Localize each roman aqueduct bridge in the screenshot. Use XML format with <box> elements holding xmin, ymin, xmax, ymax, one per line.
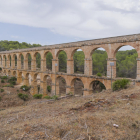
<box><xmin>1</xmin><ymin>33</ymin><xmax>140</xmax><ymax>96</ymax></box>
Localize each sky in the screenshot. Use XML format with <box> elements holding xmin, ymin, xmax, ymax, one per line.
<box><xmin>0</xmin><ymin>0</ymin><xmax>140</xmax><ymax>50</ymax></box>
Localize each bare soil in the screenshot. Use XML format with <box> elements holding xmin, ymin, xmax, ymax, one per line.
<box><xmin>0</xmin><ymin>81</ymin><xmax>140</xmax><ymax>139</ymax></box>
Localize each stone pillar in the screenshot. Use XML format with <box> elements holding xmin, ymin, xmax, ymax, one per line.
<box><xmin>107</xmin><ymin>58</ymin><xmax>116</xmax><ymax>78</ymax></box>
<box><xmin>17</xmin><ymin>76</ymin><xmax>22</xmax><ymax>84</ymax></box>
<box><xmin>7</xmin><ymin>60</ymin><xmax>10</xmax><ymax>68</ymax></box>
<box><xmin>83</xmin><ymin>88</ymin><xmax>93</xmax><ymax>96</ymax></box>
<box><xmin>52</xmin><ymin>59</ymin><xmax>59</xmax><ymax>73</ymax></box>
<box><xmin>31</xmin><ymin>59</ymin><xmax>36</xmax><ymax>71</ymax></box>
<box><xmin>23</xmin><ymin>78</ymin><xmax>30</xmax><ymax>86</ymax></box>
<box><xmin>2</xmin><ymin>59</ymin><xmax>5</xmax><ymax>68</ymax></box>
<box><xmin>136</xmin><ymin>58</ymin><xmax>140</xmax><ymax>79</ymax></box>
<box><xmin>67</xmin><ymin>59</ymin><xmax>74</xmax><ymax>74</ymax></box>
<box><xmin>84</xmin><ymin>58</ymin><xmax>92</xmax><ymax>75</ymax></box>
<box><xmin>51</xmin><ymin>82</ymin><xmax>59</xmax><ymax>95</ymax></box>
<box><xmin>40</xmin><ymin>81</ymin><xmax>47</xmax><ymax>95</ymax></box>
<box><xmin>41</xmin><ymin>59</ymin><xmax>46</xmax><ymax>71</ymax></box>
<box><xmin>24</xmin><ymin>59</ymin><xmax>28</xmax><ymax>70</ymax></box>
<box><xmin>30</xmin><ymin>80</ymin><xmax>38</xmax><ymax>95</ymax></box>
<box><xmin>17</xmin><ymin>60</ymin><xmax>21</xmax><ymax>69</ymax></box>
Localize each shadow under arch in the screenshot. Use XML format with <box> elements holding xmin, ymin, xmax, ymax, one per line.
<box><xmin>71</xmin><ymin>48</ymin><xmax>85</xmax><ymax>74</ymax></box>
<box><xmin>89</xmin><ymin>80</ymin><xmax>106</xmax><ymax>94</ymax></box>
<box><xmin>115</xmin><ymin>45</ymin><xmax>138</xmax><ymax>79</ymax></box>
<box><xmin>71</xmin><ymin>78</ymin><xmax>84</xmax><ymax>96</ymax></box>
<box><xmin>56</xmin><ymin>76</ymin><xmax>66</xmax><ymax>96</ymax></box>
<box><xmin>13</xmin><ymin>54</ymin><xmax>17</xmax><ymax>68</ymax></box>
<box><xmin>56</xmin><ymin>50</ymin><xmax>67</xmax><ymax>73</ymax></box>
<box><xmin>13</xmin><ymin>71</ymin><xmax>17</xmax><ymax>77</ymax></box>
<box><xmin>90</xmin><ymin>47</ymin><xmax>108</xmax><ymax>76</ymax></box>
<box><xmin>3</xmin><ymin>55</ymin><xmax>6</xmax><ymax>67</ymax></box>
<box><xmin>43</xmin><ymin>75</ymin><xmax>52</xmax><ymax>95</ymax></box>
<box><xmin>8</xmin><ymin>70</ymin><xmax>11</xmax><ymax>76</ymax></box>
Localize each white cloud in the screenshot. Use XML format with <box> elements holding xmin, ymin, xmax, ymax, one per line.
<box><xmin>0</xmin><ymin>0</ymin><xmax>140</xmax><ymax>39</ymax></box>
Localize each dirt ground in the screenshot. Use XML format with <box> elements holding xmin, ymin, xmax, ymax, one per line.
<box><xmin>0</xmin><ymin>81</ymin><xmax>140</xmax><ymax>139</ymax></box>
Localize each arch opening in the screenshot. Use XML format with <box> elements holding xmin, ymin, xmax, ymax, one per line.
<box><xmin>35</xmin><ymin>52</ymin><xmax>41</xmax><ymax>71</ymax></box>
<box><xmin>91</xmin><ymin>48</ymin><xmax>108</xmax><ymax>76</ymax></box>
<box><xmin>20</xmin><ymin>54</ymin><xmax>24</xmax><ymax>69</ymax></box>
<box><xmin>115</xmin><ymin>45</ymin><xmax>137</xmax><ymax>79</ymax></box>
<box><xmin>90</xmin><ymin>80</ymin><xmax>106</xmax><ymax>93</ymax></box>
<box><xmin>13</xmin><ymin>71</ymin><xmax>17</xmax><ymax>77</ymax></box>
<box><xmin>3</xmin><ymin>55</ymin><xmax>6</xmax><ymax>67</ymax></box>
<box><xmin>13</xmin><ymin>54</ymin><xmax>17</xmax><ymax>68</ymax></box>
<box><xmin>57</xmin><ymin>51</ymin><xmax>67</xmax><ymax>73</ymax></box>
<box><xmin>56</xmin><ymin>76</ymin><xmax>66</xmax><ymax>96</ymax></box>
<box><xmin>71</xmin><ymin>78</ymin><xmax>84</xmax><ymax>96</ymax></box>
<box><xmin>45</xmin><ymin>52</ymin><xmax>53</xmax><ymax>71</ymax></box>
<box><xmin>73</xmin><ymin>49</ymin><xmax>85</xmax><ymax>74</ymax></box>
<box><xmin>26</xmin><ymin>53</ymin><xmax>32</xmax><ymax>70</ymax></box>
<box><xmin>43</xmin><ymin>75</ymin><xmax>52</xmax><ymax>95</ymax></box>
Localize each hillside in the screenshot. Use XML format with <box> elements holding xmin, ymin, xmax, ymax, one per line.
<box><xmin>0</xmin><ymin>83</ymin><xmax>140</xmax><ymax>139</ymax></box>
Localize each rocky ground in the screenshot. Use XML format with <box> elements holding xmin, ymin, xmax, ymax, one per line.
<box><xmin>0</xmin><ymin>82</ymin><xmax>140</xmax><ymax>139</ymax></box>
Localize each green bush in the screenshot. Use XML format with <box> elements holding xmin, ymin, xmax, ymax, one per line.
<box><xmin>4</xmin><ymin>84</ymin><xmax>14</xmax><ymax>88</ymax></box>
<box><xmin>18</xmin><ymin>93</ymin><xmax>28</xmax><ymax>101</ymax></box>
<box><xmin>52</xmin><ymin>95</ymin><xmax>58</xmax><ymax>100</ymax></box>
<box><xmin>44</xmin><ymin>95</ymin><xmax>58</xmax><ymax>100</ymax></box>
<box><xmin>10</xmin><ymin>81</ymin><xmax>16</xmax><ymax>85</ymax></box>
<box><xmin>97</xmin><ymin>73</ymin><xmax>102</xmax><ymax>77</ymax></box>
<box><xmin>8</xmin><ymin>77</ymin><xmax>17</xmax><ymax>85</ymax></box>
<box><xmin>33</xmin><ymin>94</ymin><xmax>43</xmax><ymax>99</ymax></box>
<box><xmin>0</xmin><ymin>67</ymin><xmax>2</xmax><ymax>71</ymax></box>
<box><xmin>47</xmin><ymin>86</ymin><xmax>51</xmax><ymax>92</ymax></box>
<box><xmin>1</xmin><ymin>89</ymin><xmax>4</xmax><ymax>92</ymax></box>
<box><xmin>1</xmin><ymin>80</ymin><xmax>4</xmax><ymax>83</ymax></box>
<box><xmin>113</xmin><ymin>79</ymin><xmax>130</xmax><ymax>91</ymax></box>
<box><xmin>44</xmin><ymin>95</ymin><xmax>52</xmax><ymax>99</ymax></box>
<box><xmin>1</xmin><ymin>76</ymin><xmax>8</xmax><ymax>79</ymax></box>
<box><xmin>20</xmin><ymin>85</ymin><xmax>30</xmax><ymax>91</ymax></box>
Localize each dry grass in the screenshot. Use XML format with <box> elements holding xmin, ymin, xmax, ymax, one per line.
<box><xmin>0</xmin><ymin>85</ymin><xmax>140</xmax><ymax>139</ymax></box>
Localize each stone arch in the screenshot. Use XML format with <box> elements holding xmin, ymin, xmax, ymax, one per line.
<box><xmin>89</xmin><ymin>80</ymin><xmax>106</xmax><ymax>94</ymax></box>
<box><xmin>3</xmin><ymin>69</ymin><xmax>6</xmax><ymax>74</ymax></box>
<box><xmin>7</xmin><ymin>54</ymin><xmax>11</xmax><ymax>67</ymax></box>
<box><xmin>114</xmin><ymin>45</ymin><xmax>138</xmax><ymax>79</ymax></box>
<box><xmin>114</xmin><ymin>45</ymin><xmax>138</xmax><ymax>58</ymax></box>
<box><xmin>70</xmin><ymin>78</ymin><xmax>84</xmax><ymax>95</ymax></box>
<box><xmin>90</xmin><ymin>47</ymin><xmax>108</xmax><ymax>76</ymax></box>
<box><xmin>41</xmin><ymin>74</ymin><xmax>52</xmax><ymax>95</ymax></box>
<box><xmin>19</xmin><ymin>53</ymin><xmax>24</xmax><ymax>69</ymax></box>
<box><xmin>8</xmin><ymin>70</ymin><xmax>11</xmax><ymax>76</ymax></box>
<box><xmin>56</xmin><ymin>76</ymin><xmax>67</xmax><ymax>96</ymax></box>
<box><xmin>56</xmin><ymin>50</ymin><xmax>67</xmax><ymax>73</ymax></box>
<box><xmin>44</xmin><ymin>51</ymin><xmax>53</xmax><ymax>71</ymax></box>
<box><xmin>71</xmin><ymin>48</ymin><xmax>85</xmax><ymax>74</ymax></box>
<box><xmin>13</xmin><ymin>54</ymin><xmax>17</xmax><ymax>68</ymax></box>
<box><xmin>34</xmin><ymin>52</ymin><xmax>41</xmax><ymax>71</ymax></box>
<box><xmin>25</xmin><ymin>53</ymin><xmax>32</xmax><ymax>70</ymax></box>
<box><xmin>17</xmin><ymin>71</ymin><xmax>23</xmax><ymax>84</ymax></box>
<box><xmin>13</xmin><ymin>71</ymin><xmax>17</xmax><ymax>77</ymax></box>
<box><xmin>3</xmin><ymin>55</ymin><xmax>6</xmax><ymax>67</ymax></box>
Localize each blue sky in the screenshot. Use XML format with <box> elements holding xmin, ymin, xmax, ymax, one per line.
<box><xmin>0</xmin><ymin>0</ymin><xmax>140</xmax><ymax>50</ymax></box>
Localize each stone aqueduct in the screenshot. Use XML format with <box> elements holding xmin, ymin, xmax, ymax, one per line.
<box><xmin>1</xmin><ymin>34</ymin><xmax>140</xmax><ymax>96</ymax></box>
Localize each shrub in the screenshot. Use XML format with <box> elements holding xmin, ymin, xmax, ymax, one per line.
<box><xmin>113</xmin><ymin>79</ymin><xmax>130</xmax><ymax>91</ymax></box>
<box><xmin>1</xmin><ymin>76</ymin><xmax>8</xmax><ymax>79</ymax></box>
<box><xmin>44</xmin><ymin>95</ymin><xmax>52</xmax><ymax>99</ymax></box>
<box><xmin>10</xmin><ymin>81</ymin><xmax>16</xmax><ymax>85</ymax></box>
<box><xmin>18</xmin><ymin>93</ymin><xmax>28</xmax><ymax>101</ymax></box>
<box><xmin>4</xmin><ymin>84</ymin><xmax>14</xmax><ymax>88</ymax></box>
<box><xmin>47</xmin><ymin>86</ymin><xmax>51</xmax><ymax>92</ymax></box>
<box><xmin>1</xmin><ymin>80</ymin><xmax>4</xmax><ymax>83</ymax></box>
<box><xmin>33</xmin><ymin>94</ymin><xmax>43</xmax><ymax>99</ymax></box>
<box><xmin>1</xmin><ymin>89</ymin><xmax>4</xmax><ymax>92</ymax></box>
<box><xmin>44</xmin><ymin>95</ymin><xmax>58</xmax><ymax>100</ymax></box>
<box><xmin>20</xmin><ymin>85</ymin><xmax>30</xmax><ymax>91</ymax></box>
<box><xmin>52</xmin><ymin>95</ymin><xmax>58</xmax><ymax>100</ymax></box>
<box><xmin>97</xmin><ymin>73</ymin><xmax>102</xmax><ymax>77</ymax></box>
<box><xmin>0</xmin><ymin>96</ymin><xmax>1</xmax><ymax>101</ymax></box>
<box><xmin>0</xmin><ymin>67</ymin><xmax>2</xmax><ymax>71</ymax></box>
